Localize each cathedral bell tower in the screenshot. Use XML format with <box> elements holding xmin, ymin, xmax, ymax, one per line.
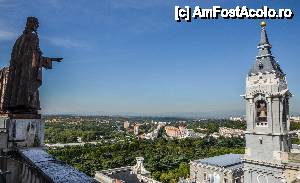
<box><xmin>243</xmin><ymin>22</ymin><xmax>293</xmax><ymax>183</ymax></box>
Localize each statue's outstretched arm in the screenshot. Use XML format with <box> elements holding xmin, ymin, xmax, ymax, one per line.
<box><xmin>40</xmin><ymin>57</ymin><xmax>63</xmax><ymax>69</ymax></box>
<box><xmin>40</xmin><ymin>57</ymin><xmax>52</xmax><ymax>69</ymax></box>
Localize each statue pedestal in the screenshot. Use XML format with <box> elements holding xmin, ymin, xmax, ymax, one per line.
<box><xmin>0</xmin><ymin>114</ymin><xmax>44</xmax><ymax>150</ymax></box>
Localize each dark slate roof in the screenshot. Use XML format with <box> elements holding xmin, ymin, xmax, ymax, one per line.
<box><xmin>249</xmin><ymin>57</ymin><xmax>283</xmax><ymax>75</ymax></box>
<box><xmin>19</xmin><ymin>148</ymin><xmax>97</xmax><ymax>183</ymax></box>
<box><xmin>109</xmin><ymin>169</ymin><xmax>141</xmax><ymax>183</ymax></box>
<box><xmin>193</xmin><ymin>154</ymin><xmax>243</xmax><ymax>169</ymax></box>
<box><xmin>258</xmin><ymin>27</ymin><xmax>269</xmax><ymax>46</ymax></box>
<box><xmin>249</xmin><ymin>27</ymin><xmax>284</xmax><ymax>76</ymax></box>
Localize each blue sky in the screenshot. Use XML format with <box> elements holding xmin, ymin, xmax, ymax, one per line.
<box><xmin>0</xmin><ymin>0</ymin><xmax>299</xmax><ymax>116</ymax></box>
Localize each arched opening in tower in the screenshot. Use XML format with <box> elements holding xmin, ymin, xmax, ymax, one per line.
<box><xmin>256</xmin><ymin>100</ymin><xmax>267</xmax><ymax>124</ymax></box>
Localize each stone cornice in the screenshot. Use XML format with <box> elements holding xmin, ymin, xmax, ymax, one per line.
<box><xmin>244</xmin><ymin>131</ymin><xmax>289</xmax><ymax>136</ymax></box>
<box><xmin>191</xmin><ymin>162</ymin><xmax>243</xmax><ymax>174</ymax></box>
<box><xmin>242</xmin><ymin>158</ymin><xmax>285</xmax><ymax>168</ymax></box>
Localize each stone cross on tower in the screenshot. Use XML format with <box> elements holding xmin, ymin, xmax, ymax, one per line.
<box><xmin>243</xmin><ymin>22</ymin><xmax>294</xmax><ymax>183</ymax></box>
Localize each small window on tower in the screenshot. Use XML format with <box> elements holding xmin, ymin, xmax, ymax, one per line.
<box><xmin>259</xmin><ymin>137</ymin><xmax>263</xmax><ymax>144</ymax></box>
<box><xmin>224</xmin><ymin>178</ymin><xmax>229</xmax><ymax>183</ymax></box>
<box><xmin>282</xmin><ymin>99</ymin><xmax>288</xmax><ymax>130</ymax></box>
<box><xmin>256</xmin><ymin>100</ymin><xmax>267</xmax><ymax>126</ymax></box>
<box><xmin>235</xmin><ymin>177</ymin><xmax>241</xmax><ymax>183</ymax></box>
<box><xmin>259</xmin><ymin>62</ymin><xmax>264</xmax><ymax>70</ymax></box>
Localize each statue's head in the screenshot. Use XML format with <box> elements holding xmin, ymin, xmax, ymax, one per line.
<box><xmin>24</xmin><ymin>17</ymin><xmax>39</xmax><ymax>33</ymax></box>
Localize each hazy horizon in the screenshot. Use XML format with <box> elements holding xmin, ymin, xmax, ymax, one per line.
<box><xmin>0</xmin><ymin>1</ymin><xmax>299</xmax><ymax>115</ymax></box>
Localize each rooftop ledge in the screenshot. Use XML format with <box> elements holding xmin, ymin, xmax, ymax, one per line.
<box><xmin>19</xmin><ymin>148</ymin><xmax>97</xmax><ymax>183</ymax></box>
<box><xmin>289</xmin><ymin>153</ymin><xmax>300</xmax><ymax>164</ymax></box>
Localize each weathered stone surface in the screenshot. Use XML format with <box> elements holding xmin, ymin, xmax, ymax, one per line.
<box><xmin>6</xmin><ymin>117</ymin><xmax>44</xmax><ymax>148</ymax></box>
<box><xmin>0</xmin><ymin>67</ymin><xmax>9</xmax><ymax>113</ymax></box>
<box><xmin>289</xmin><ymin>153</ymin><xmax>300</xmax><ymax>164</ymax></box>
<box><xmin>19</xmin><ymin>148</ymin><xmax>97</xmax><ymax>183</ymax></box>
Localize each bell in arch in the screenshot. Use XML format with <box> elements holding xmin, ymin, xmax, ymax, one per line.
<box><xmin>259</xmin><ymin>110</ymin><xmax>267</xmax><ymax>118</ymax></box>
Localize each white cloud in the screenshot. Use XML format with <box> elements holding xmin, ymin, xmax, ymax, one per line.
<box><xmin>42</xmin><ymin>36</ymin><xmax>90</xmax><ymax>49</ymax></box>
<box><xmin>0</xmin><ymin>30</ymin><xmax>17</xmax><ymax>41</ymax></box>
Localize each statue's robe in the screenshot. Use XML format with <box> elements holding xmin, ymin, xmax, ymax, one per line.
<box><xmin>3</xmin><ymin>31</ymin><xmax>52</xmax><ymax>113</ymax></box>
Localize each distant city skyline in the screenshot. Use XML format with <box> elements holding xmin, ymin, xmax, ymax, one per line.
<box><xmin>0</xmin><ymin>0</ymin><xmax>299</xmax><ymax>116</ymax></box>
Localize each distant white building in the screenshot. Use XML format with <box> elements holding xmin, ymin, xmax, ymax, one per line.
<box><xmin>164</xmin><ymin>126</ymin><xmax>205</xmax><ymax>139</ymax></box>
<box><xmin>134</xmin><ymin>124</ymin><xmax>140</xmax><ymax>135</ymax></box>
<box><xmin>144</xmin><ymin>129</ymin><xmax>159</xmax><ymax>140</ymax></box>
<box><xmin>290</xmin><ymin>116</ymin><xmax>300</xmax><ymax>123</ymax></box>
<box><xmin>77</xmin><ymin>137</ymin><xmax>82</xmax><ymax>143</ymax></box>
<box><xmin>210</xmin><ymin>132</ymin><xmax>220</xmax><ymax>139</ymax></box>
<box><xmin>229</xmin><ymin>117</ymin><xmax>245</xmax><ymax>122</ymax></box>
<box><xmin>124</xmin><ymin>121</ymin><xmax>130</xmax><ymax>129</ymax></box>
<box><xmin>181</xmin><ymin>129</ymin><xmax>206</xmax><ymax>139</ymax></box>
<box><xmin>219</xmin><ymin>127</ymin><xmax>244</xmax><ymax>138</ymax></box>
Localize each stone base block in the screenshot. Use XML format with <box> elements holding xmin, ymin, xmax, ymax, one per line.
<box><xmin>0</xmin><ymin>114</ymin><xmax>44</xmax><ymax>149</ymax></box>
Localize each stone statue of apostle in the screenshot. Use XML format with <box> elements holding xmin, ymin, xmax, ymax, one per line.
<box><xmin>3</xmin><ymin>17</ymin><xmax>63</xmax><ymax>114</ymax></box>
